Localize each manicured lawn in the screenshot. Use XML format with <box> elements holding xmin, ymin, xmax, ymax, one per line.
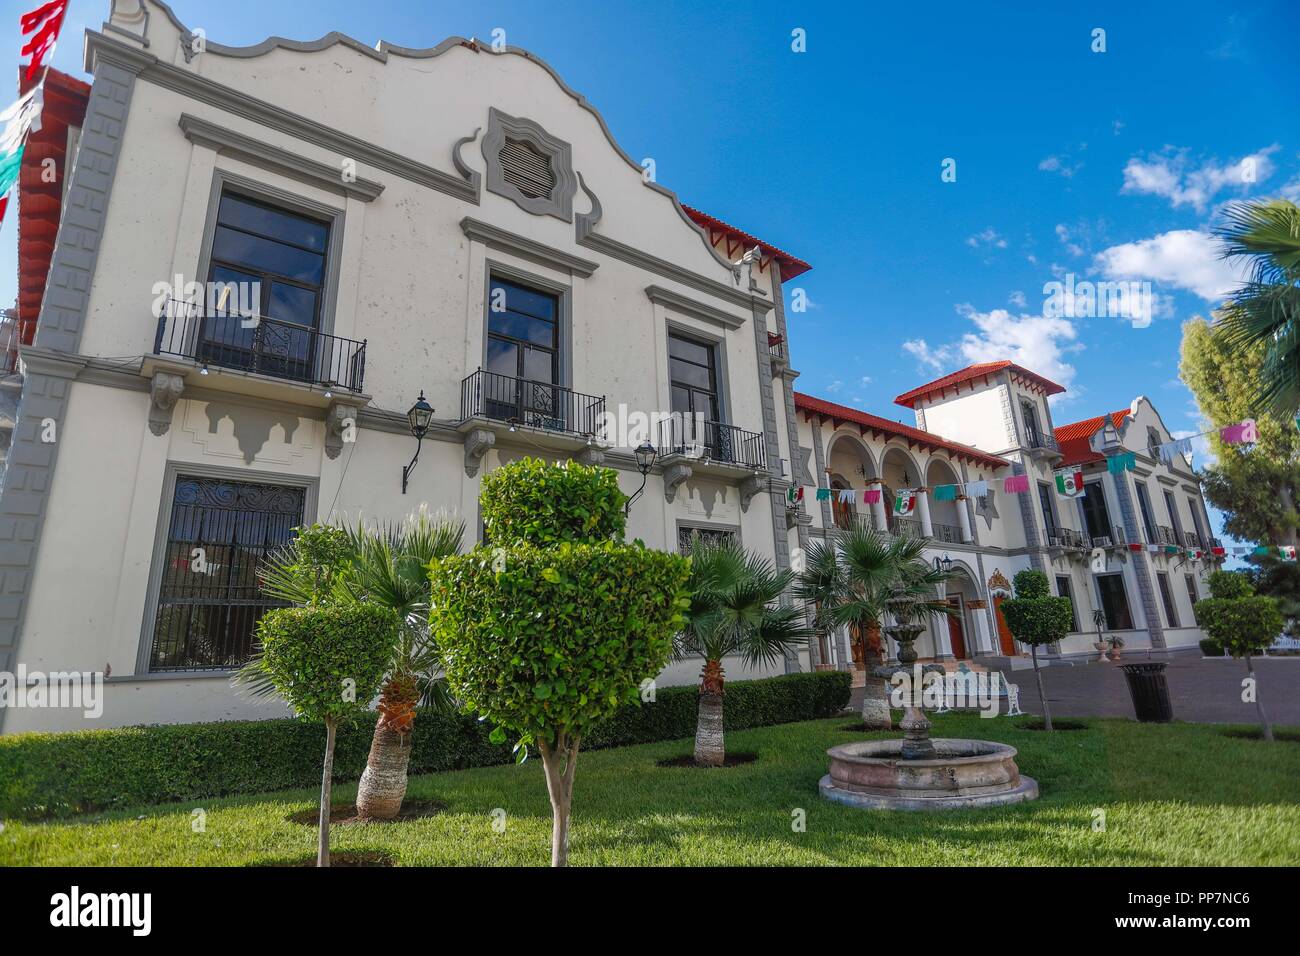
<box><xmin>2</xmin><ymin>713</ymin><xmax>1297</xmax><ymax>866</ymax></box>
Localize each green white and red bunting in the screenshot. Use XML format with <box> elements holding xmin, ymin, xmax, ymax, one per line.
<box><xmin>1055</xmin><ymin>470</ymin><xmax>1083</xmax><ymax>498</ymax></box>
<box><xmin>894</xmin><ymin>490</ymin><xmax>916</xmax><ymax>516</ymax></box>
<box><xmin>1</xmin><ymin>1</ymin><xmax>71</xmax><ymax>227</ymax></box>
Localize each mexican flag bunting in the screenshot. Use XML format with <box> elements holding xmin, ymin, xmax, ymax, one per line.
<box><xmin>1054</xmin><ymin>470</ymin><xmax>1083</xmax><ymax>497</ymax></box>
<box><xmin>0</xmin><ymin>87</ymin><xmax>43</xmax><ymax>227</ymax></box>
<box><xmin>894</xmin><ymin>490</ymin><xmax>916</xmax><ymax>516</ymax></box>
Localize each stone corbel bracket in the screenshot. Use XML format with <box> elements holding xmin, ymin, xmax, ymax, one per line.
<box><xmin>576</xmin><ymin>446</ymin><xmax>605</xmax><ymax>467</ymax></box>
<box><xmin>464</xmin><ymin>427</ymin><xmax>496</xmax><ymax>477</ymax></box>
<box><xmin>324</xmin><ymin>401</ymin><xmax>362</xmax><ymax>460</ymax></box>
<box><xmin>739</xmin><ymin>473</ymin><xmax>766</xmax><ymax>513</ymax></box>
<box><xmin>147</xmin><ymin>371</ymin><xmax>185</xmax><ymax>436</ymax></box>
<box><xmin>663</xmin><ymin>462</ymin><xmax>692</xmax><ymax>504</ymax></box>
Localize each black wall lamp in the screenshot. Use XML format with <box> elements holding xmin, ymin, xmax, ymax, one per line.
<box><xmin>934</xmin><ymin>554</ymin><xmax>954</xmax><ymax>574</ymax></box>
<box><xmin>401</xmin><ymin>390</ymin><xmax>434</xmax><ymax>494</ymax></box>
<box><xmin>624</xmin><ymin>441</ymin><xmax>658</xmax><ymax>516</ymax></box>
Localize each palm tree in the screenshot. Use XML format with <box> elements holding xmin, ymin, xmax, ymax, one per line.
<box><xmin>248</xmin><ymin>508</ymin><xmax>464</xmax><ymax>819</ymax></box>
<box><xmin>798</xmin><ymin>524</ymin><xmax>953</xmax><ymax>728</ymax></box>
<box><xmin>1214</xmin><ymin>198</ymin><xmax>1300</xmax><ymax>416</ymax></box>
<box><xmin>679</xmin><ymin>539</ymin><xmax>810</xmax><ymax>767</ymax></box>
<box><xmin>794</xmin><ymin>539</ymin><xmax>843</xmax><ymax>670</ymax></box>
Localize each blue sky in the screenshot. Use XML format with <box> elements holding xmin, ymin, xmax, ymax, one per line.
<box><xmin>4</xmin><ymin>0</ymin><xmax>1298</xmax><ymax>550</ymax></box>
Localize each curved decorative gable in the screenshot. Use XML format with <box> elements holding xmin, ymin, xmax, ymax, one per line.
<box><xmin>481</xmin><ymin>108</ymin><xmax>577</xmax><ymax>222</ymax></box>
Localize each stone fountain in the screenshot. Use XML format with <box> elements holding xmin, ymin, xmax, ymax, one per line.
<box><xmin>819</xmin><ymin>596</ymin><xmax>1038</xmax><ymax>811</ymax></box>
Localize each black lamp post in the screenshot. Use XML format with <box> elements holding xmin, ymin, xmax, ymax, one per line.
<box><xmin>401</xmin><ymin>390</ymin><xmax>434</xmax><ymax>494</ymax></box>
<box><xmin>624</xmin><ymin>441</ymin><xmax>657</xmax><ymax>516</ymax></box>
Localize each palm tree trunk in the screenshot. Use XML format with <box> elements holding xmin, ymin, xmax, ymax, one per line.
<box><xmin>860</xmin><ymin>619</ymin><xmax>891</xmax><ymax>729</ymax></box>
<box><xmin>356</xmin><ymin>722</ymin><xmax>411</xmax><ymax>820</ymax></box>
<box><xmin>1246</xmin><ymin>655</ymin><xmax>1274</xmax><ymax>741</ymax></box>
<box><xmin>539</xmin><ymin>733</ymin><xmax>580</xmax><ymax>867</ymax></box>
<box><xmin>694</xmin><ymin>658</ymin><xmax>726</xmax><ymax>766</ymax></box>
<box><xmin>318</xmin><ymin>718</ymin><xmax>336</xmax><ymax>868</ymax></box>
<box><xmin>1031</xmin><ymin>645</ymin><xmax>1053</xmax><ymax>731</ymax></box>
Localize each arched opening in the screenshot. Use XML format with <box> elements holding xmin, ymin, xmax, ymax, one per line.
<box><xmin>925</xmin><ymin>457</ymin><xmax>964</xmax><ymax>543</ymax></box>
<box><xmin>826</xmin><ymin>433</ymin><xmax>877</xmax><ymax>531</ymax></box>
<box><xmin>880</xmin><ymin>446</ymin><xmax>922</xmax><ymax>536</ymax></box>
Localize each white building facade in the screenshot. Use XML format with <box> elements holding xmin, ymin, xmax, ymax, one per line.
<box><xmin>0</xmin><ymin>2</ymin><xmax>1221</xmax><ymax>734</ymax></box>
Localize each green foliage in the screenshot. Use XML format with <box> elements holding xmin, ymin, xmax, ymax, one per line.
<box><xmin>1247</xmin><ymin>555</ymin><xmax>1300</xmax><ymax>633</ymax></box>
<box><xmin>260</xmin><ymin>523</ymin><xmax>354</xmax><ymax>605</ymax></box>
<box><xmin>1199</xmin><ymin>637</ymin><xmax>1225</xmax><ymax>656</ymax></box>
<box><xmin>1195</xmin><ymin>572</ymin><xmax>1283</xmax><ymax>659</ymax></box>
<box><xmin>1211</xmin><ymin>198</ymin><xmax>1300</xmax><ymax>417</ymax></box>
<box><xmin>1001</xmin><ymin>570</ymin><xmax>1073</xmax><ymax>647</ymax></box>
<box><xmin>256</xmin><ymin>603</ymin><xmax>398</xmax><ymax>723</ymax></box>
<box><xmin>0</xmin><ymin>672</ymin><xmax>850</xmax><ymax>820</ymax></box>
<box><xmin>679</xmin><ymin>538</ymin><xmax>809</xmax><ymax>669</ymax></box>
<box><xmin>480</xmin><ymin>457</ymin><xmax>627</xmax><ymax>546</ymax></box>
<box><xmin>1180</xmin><ymin>315</ymin><xmax>1300</xmax><ymax>547</ymax></box>
<box><xmin>1207</xmin><ymin>568</ymin><xmax>1254</xmax><ymax>600</ymax></box>
<box><xmin>429</xmin><ymin>540</ymin><xmax>689</xmax><ymax>749</ymax></box>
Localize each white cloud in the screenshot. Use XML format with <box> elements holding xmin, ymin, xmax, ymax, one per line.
<box><xmin>1055</xmin><ymin>223</ymin><xmax>1084</xmax><ymax>257</ymax></box>
<box><xmin>966</xmin><ymin>227</ymin><xmax>1007</xmax><ymax>250</ymax></box>
<box><xmin>1039</xmin><ymin>154</ymin><xmax>1083</xmax><ymax>178</ymax></box>
<box><xmin>826</xmin><ymin>379</ymin><xmax>843</xmax><ymax>393</ymax></box>
<box><xmin>1121</xmin><ymin>145</ymin><xmax>1279</xmax><ymax>212</ymax></box>
<box><xmin>1093</xmin><ymin>229</ymin><xmax>1250</xmax><ymax>302</ymax></box>
<box><xmin>902</xmin><ymin>305</ymin><xmax>1080</xmax><ymax>399</ymax></box>
<box><xmin>860</xmin><ymin>375</ymin><xmax>873</xmax><ymax>386</ymax></box>
<box><xmin>1008</xmin><ymin>290</ymin><xmax>1027</xmax><ymax>307</ymax></box>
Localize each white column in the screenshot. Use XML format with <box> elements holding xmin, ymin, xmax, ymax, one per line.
<box><xmin>869</xmin><ymin>478</ymin><xmax>887</xmax><ymax>531</ymax></box>
<box><xmin>917</xmin><ymin>488</ymin><xmax>934</xmax><ymax>538</ymax></box>
<box><xmin>931</xmin><ymin>581</ymin><xmax>952</xmax><ymax>658</ymax></box>
<box><xmin>955</xmin><ymin>494</ymin><xmax>972</xmax><ymax>543</ymax></box>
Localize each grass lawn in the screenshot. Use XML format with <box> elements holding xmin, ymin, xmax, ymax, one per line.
<box><xmin>2</xmin><ymin>713</ymin><xmax>1297</xmax><ymax>866</ymax></box>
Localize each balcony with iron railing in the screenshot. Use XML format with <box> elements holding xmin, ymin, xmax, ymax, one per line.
<box><xmin>658</xmin><ymin>415</ymin><xmax>766</xmax><ymax>471</ymax></box>
<box><xmin>767</xmin><ymin>331</ymin><xmax>787</xmax><ymax>372</ymax></box>
<box><xmin>1157</xmin><ymin>525</ymin><xmax>1180</xmax><ymax>546</ymax></box>
<box><xmin>932</xmin><ymin>521</ymin><xmax>965</xmax><ymax>544</ymax></box>
<box><xmin>1048</xmin><ymin>527</ymin><xmax>1091</xmax><ymax>550</ymax></box>
<box><xmin>460</xmin><ymin>368</ymin><xmax>606</xmax><ymax>439</ymax></box>
<box><xmin>152</xmin><ymin>297</ymin><xmax>367</xmax><ymax>394</ymax></box>
<box><xmin>1184</xmin><ymin>531</ymin><xmax>1206</xmax><ymax>549</ymax></box>
<box><xmin>1023</xmin><ymin>429</ymin><xmax>1062</xmax><ymax>460</ymax></box>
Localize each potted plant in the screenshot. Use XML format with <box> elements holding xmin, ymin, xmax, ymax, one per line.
<box><xmin>1107</xmin><ymin>633</ymin><xmax>1126</xmax><ymax>660</ymax></box>
<box><xmin>1091</xmin><ymin>608</ymin><xmax>1109</xmax><ymax>663</ymax></box>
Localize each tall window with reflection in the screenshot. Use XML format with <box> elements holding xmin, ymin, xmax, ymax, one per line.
<box><xmin>203</xmin><ymin>192</ymin><xmax>330</xmax><ymax>381</ymax></box>
<box><xmin>668</xmin><ymin>332</ymin><xmax>724</xmax><ymax>458</ymax></box>
<box><xmin>485</xmin><ymin>277</ymin><xmax>560</xmax><ymax>425</ymax></box>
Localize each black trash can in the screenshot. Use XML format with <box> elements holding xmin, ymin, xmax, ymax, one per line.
<box><xmin>1119</xmin><ymin>662</ymin><xmax>1173</xmax><ymax>722</ymax></box>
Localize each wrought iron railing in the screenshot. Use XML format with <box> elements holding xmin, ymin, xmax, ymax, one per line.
<box><xmin>1050</xmin><ymin>527</ymin><xmax>1090</xmax><ymax>549</ymax></box>
<box><xmin>933</xmin><ymin>521</ymin><xmax>965</xmax><ymax>544</ymax></box>
<box><xmin>659</xmin><ymin>416</ymin><xmax>766</xmax><ymax>470</ymax></box>
<box><xmin>1025</xmin><ymin>431</ymin><xmax>1061</xmax><ymax>454</ymax></box>
<box><xmin>889</xmin><ymin>516</ymin><xmax>924</xmax><ymax>538</ymax></box>
<box><xmin>767</xmin><ymin>332</ymin><xmax>786</xmax><ymax>363</ymax></box>
<box><xmin>1</xmin><ymin>310</ymin><xmax>21</xmax><ymax>375</ymax></box>
<box><xmin>153</xmin><ymin>298</ymin><xmax>366</xmax><ymax>392</ymax></box>
<box><xmin>1184</xmin><ymin>531</ymin><xmax>1205</xmax><ymax>549</ymax></box>
<box><xmin>1157</xmin><ymin>525</ymin><xmax>1179</xmax><ymax>546</ymax></box>
<box><xmin>460</xmin><ymin>368</ymin><xmax>605</xmax><ymax>437</ymax></box>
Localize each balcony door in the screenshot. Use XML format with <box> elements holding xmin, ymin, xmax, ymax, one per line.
<box><xmin>204</xmin><ymin>191</ymin><xmax>329</xmax><ymax>382</ymax></box>
<box><xmin>485</xmin><ymin>277</ymin><xmax>560</xmax><ymax>427</ymax></box>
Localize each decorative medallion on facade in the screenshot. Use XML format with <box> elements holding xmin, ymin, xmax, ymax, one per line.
<box><xmin>987</xmin><ymin>569</ymin><xmax>1012</xmax><ymax>593</ymax></box>
<box><xmin>481</xmin><ymin>107</ymin><xmax>577</xmax><ymax>221</ymax></box>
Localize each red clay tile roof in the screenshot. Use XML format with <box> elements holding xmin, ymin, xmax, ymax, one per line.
<box><xmin>682</xmin><ymin>205</ymin><xmax>812</xmax><ymax>281</ymax></box>
<box><xmin>16</xmin><ymin>68</ymin><xmax>90</xmax><ymax>350</ymax></box>
<box><xmin>1054</xmin><ymin>410</ymin><xmax>1129</xmax><ymax>467</ymax></box>
<box><xmin>894</xmin><ymin>361</ymin><xmax>1067</xmax><ymax>409</ymax></box>
<box><xmin>794</xmin><ymin>392</ymin><xmax>1008</xmax><ymax>470</ymax></box>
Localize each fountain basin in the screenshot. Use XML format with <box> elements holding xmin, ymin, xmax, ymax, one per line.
<box><xmin>819</xmin><ymin>738</ymin><xmax>1038</xmax><ymax>811</ymax></box>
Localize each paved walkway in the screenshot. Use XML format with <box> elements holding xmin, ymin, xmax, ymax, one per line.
<box><xmin>846</xmin><ymin>651</ymin><xmax>1300</xmax><ymax>725</ymax></box>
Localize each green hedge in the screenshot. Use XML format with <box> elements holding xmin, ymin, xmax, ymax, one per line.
<box><xmin>0</xmin><ymin>670</ymin><xmax>850</xmax><ymax>820</ymax></box>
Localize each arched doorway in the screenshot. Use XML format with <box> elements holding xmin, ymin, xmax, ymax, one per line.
<box><xmin>942</xmin><ymin>564</ymin><xmax>981</xmax><ymax>660</ymax></box>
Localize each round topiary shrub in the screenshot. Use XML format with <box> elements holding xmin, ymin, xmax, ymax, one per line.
<box><xmin>1199</xmin><ymin>637</ymin><xmax>1224</xmax><ymax>656</ymax></box>
<box><xmin>430</xmin><ymin>457</ymin><xmax>689</xmax><ymax>866</ymax></box>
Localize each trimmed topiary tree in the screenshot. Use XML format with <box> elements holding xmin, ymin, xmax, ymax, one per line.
<box><xmin>1000</xmin><ymin>569</ymin><xmax>1073</xmax><ymax>731</ymax></box>
<box><xmin>429</xmin><ymin>458</ymin><xmax>690</xmax><ymax>866</ymax></box>
<box><xmin>255</xmin><ymin>602</ymin><xmax>397</xmax><ymax>866</ymax></box>
<box><xmin>1194</xmin><ymin>569</ymin><xmax>1284</xmax><ymax>741</ymax></box>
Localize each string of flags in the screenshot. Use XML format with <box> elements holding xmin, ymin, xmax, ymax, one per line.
<box><xmin>1152</xmin><ymin>418</ymin><xmax>1257</xmax><ymax>464</ymax></box>
<box><xmin>0</xmin><ymin>1</ymin><xmax>70</xmax><ymax>228</ymax></box>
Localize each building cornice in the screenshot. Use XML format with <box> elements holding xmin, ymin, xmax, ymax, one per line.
<box><xmin>644</xmin><ymin>285</ymin><xmax>746</xmax><ymax>330</ymax></box>
<box><xmin>460</xmin><ymin>217</ymin><xmax>599</xmax><ymax>277</ymax></box>
<box><xmin>178</xmin><ymin>113</ymin><xmax>385</xmax><ymax>202</ymax></box>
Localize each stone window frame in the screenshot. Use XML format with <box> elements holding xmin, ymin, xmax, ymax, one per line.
<box><xmin>134</xmin><ymin>461</ymin><xmax>319</xmax><ymax>676</ymax></box>
<box><xmin>482</xmin><ymin>107</ymin><xmax>577</xmax><ymax>222</ymax></box>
